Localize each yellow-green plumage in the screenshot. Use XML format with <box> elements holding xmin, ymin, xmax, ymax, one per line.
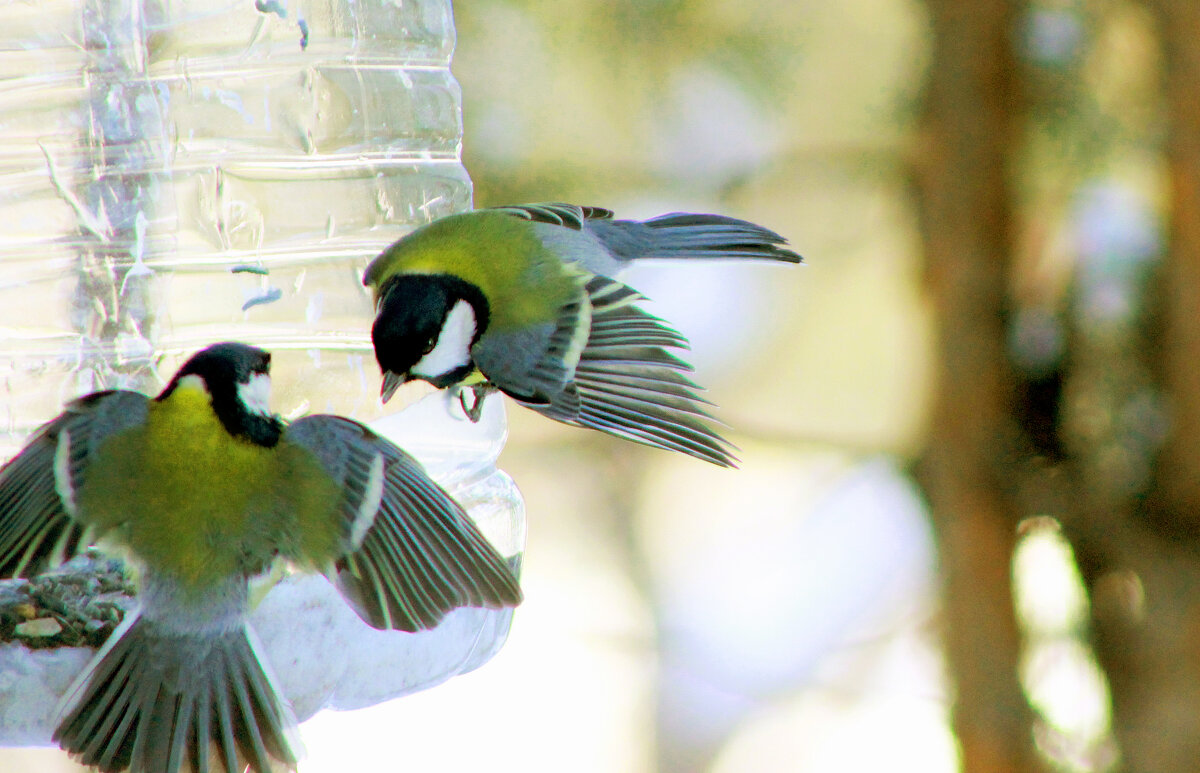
<box><xmin>77</xmin><ymin>381</ymin><xmax>341</xmax><ymax>593</ymax></box>
<box><xmin>366</xmin><ymin>211</ymin><xmax>578</xmax><ymax>330</ymax></box>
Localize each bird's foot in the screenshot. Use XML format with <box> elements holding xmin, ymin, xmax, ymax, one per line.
<box><xmin>459</xmin><ymin>383</ymin><xmax>496</xmax><ymax>422</ymax></box>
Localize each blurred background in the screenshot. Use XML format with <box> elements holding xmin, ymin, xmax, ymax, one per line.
<box><xmin>372</xmin><ymin>1</ymin><xmax>1194</xmax><ymax>771</ymax></box>
<box><xmin>7</xmin><ymin>0</ymin><xmax>1200</xmax><ymax>771</ymax></box>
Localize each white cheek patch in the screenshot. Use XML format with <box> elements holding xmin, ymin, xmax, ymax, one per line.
<box><xmin>412</xmin><ymin>299</ymin><xmax>476</xmax><ymax>380</ymax></box>
<box><xmin>237</xmin><ymin>373</ymin><xmax>273</xmax><ymax>417</ymax></box>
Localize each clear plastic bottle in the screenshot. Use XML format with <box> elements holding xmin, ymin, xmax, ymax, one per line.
<box><xmin>0</xmin><ymin>0</ymin><xmax>522</xmax><ymax>742</ymax></box>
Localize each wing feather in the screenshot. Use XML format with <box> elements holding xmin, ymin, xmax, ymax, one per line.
<box><xmin>486</xmin><ymin>202</ymin><xmax>613</xmax><ymax>229</ymax></box>
<box><xmin>511</xmin><ymin>275</ymin><xmax>738</xmax><ymax>466</ymax></box>
<box><xmin>0</xmin><ymin>390</ymin><xmax>148</xmax><ymax>578</ymax></box>
<box><xmin>283</xmin><ymin>416</ymin><xmax>522</xmax><ymax>632</ymax></box>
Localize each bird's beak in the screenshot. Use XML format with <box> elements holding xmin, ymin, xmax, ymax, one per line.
<box><xmin>380</xmin><ymin>372</ymin><xmax>407</xmax><ymax>403</ymax></box>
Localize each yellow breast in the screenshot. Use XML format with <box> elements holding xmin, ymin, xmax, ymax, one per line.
<box><xmin>78</xmin><ymin>382</ymin><xmax>283</xmax><ymax>590</ymax></box>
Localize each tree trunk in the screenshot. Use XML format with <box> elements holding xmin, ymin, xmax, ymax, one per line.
<box><xmin>1147</xmin><ymin>0</ymin><xmax>1200</xmax><ymax>519</ymax></box>
<box><xmin>912</xmin><ymin>3</ymin><xmax>1041</xmax><ymax>771</ymax></box>
<box><xmin>1083</xmin><ymin>2</ymin><xmax>1200</xmax><ymax>770</ymax></box>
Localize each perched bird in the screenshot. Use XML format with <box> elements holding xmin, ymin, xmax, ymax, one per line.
<box><xmin>364</xmin><ymin>203</ymin><xmax>802</xmax><ymax>467</ymax></box>
<box><xmin>0</xmin><ymin>342</ymin><xmax>522</xmax><ymax>773</ymax></box>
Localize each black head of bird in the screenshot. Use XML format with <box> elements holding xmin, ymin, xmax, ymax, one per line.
<box><xmin>158</xmin><ymin>340</ymin><xmax>281</xmax><ymax>446</ymax></box>
<box><xmin>372</xmin><ymin>273</ymin><xmax>490</xmax><ymax>399</ymax></box>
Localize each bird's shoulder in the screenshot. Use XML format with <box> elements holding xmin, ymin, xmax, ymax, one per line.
<box><xmin>48</xmin><ymin>389</ymin><xmax>151</xmax><ymax>447</ymax></box>
<box><xmin>491</xmin><ymin>203</ymin><xmax>627</xmax><ymax>278</ymax></box>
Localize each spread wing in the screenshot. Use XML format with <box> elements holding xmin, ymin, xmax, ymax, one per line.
<box><xmin>479</xmin><ymin>274</ymin><xmax>737</xmax><ymax>467</ymax></box>
<box><xmin>282</xmin><ymin>415</ymin><xmax>522</xmax><ymax>632</ymax></box>
<box><xmin>0</xmin><ymin>390</ymin><xmax>149</xmax><ymax>579</ymax></box>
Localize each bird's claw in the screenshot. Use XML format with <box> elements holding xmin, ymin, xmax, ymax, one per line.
<box><xmin>458</xmin><ymin>383</ymin><xmax>495</xmax><ymax>422</ymax></box>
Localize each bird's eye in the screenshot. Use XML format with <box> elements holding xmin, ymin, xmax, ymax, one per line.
<box><xmin>422</xmin><ymin>337</ymin><xmax>437</xmax><ymax>355</ymax></box>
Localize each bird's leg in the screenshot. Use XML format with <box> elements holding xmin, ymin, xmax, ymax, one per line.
<box><xmin>459</xmin><ymin>383</ymin><xmax>497</xmax><ymax>422</ymax></box>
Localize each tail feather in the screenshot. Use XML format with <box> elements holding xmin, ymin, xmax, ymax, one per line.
<box><xmin>588</xmin><ymin>212</ymin><xmax>802</xmax><ymax>264</ymax></box>
<box><xmin>642</xmin><ymin>213</ymin><xmax>802</xmax><ymax>262</ymax></box>
<box><xmin>55</xmin><ymin>610</ymin><xmax>298</xmax><ymax>773</ymax></box>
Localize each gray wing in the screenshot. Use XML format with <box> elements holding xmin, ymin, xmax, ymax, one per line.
<box><xmin>510</xmin><ymin>276</ymin><xmax>738</xmax><ymax>467</ymax></box>
<box><xmin>479</xmin><ymin>205</ymin><xmax>747</xmax><ymax>464</ymax></box>
<box><xmin>283</xmin><ymin>415</ymin><xmax>522</xmax><ymax>632</ymax></box>
<box><xmin>0</xmin><ymin>390</ymin><xmax>148</xmax><ymax>578</ymax></box>
<box><xmin>471</xmin><ymin>278</ymin><xmax>591</xmax><ymax>407</ymax></box>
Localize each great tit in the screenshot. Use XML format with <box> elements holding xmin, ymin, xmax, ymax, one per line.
<box><xmin>0</xmin><ymin>342</ymin><xmax>522</xmax><ymax>773</ymax></box>
<box><xmin>364</xmin><ymin>203</ymin><xmax>802</xmax><ymax>467</ymax></box>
